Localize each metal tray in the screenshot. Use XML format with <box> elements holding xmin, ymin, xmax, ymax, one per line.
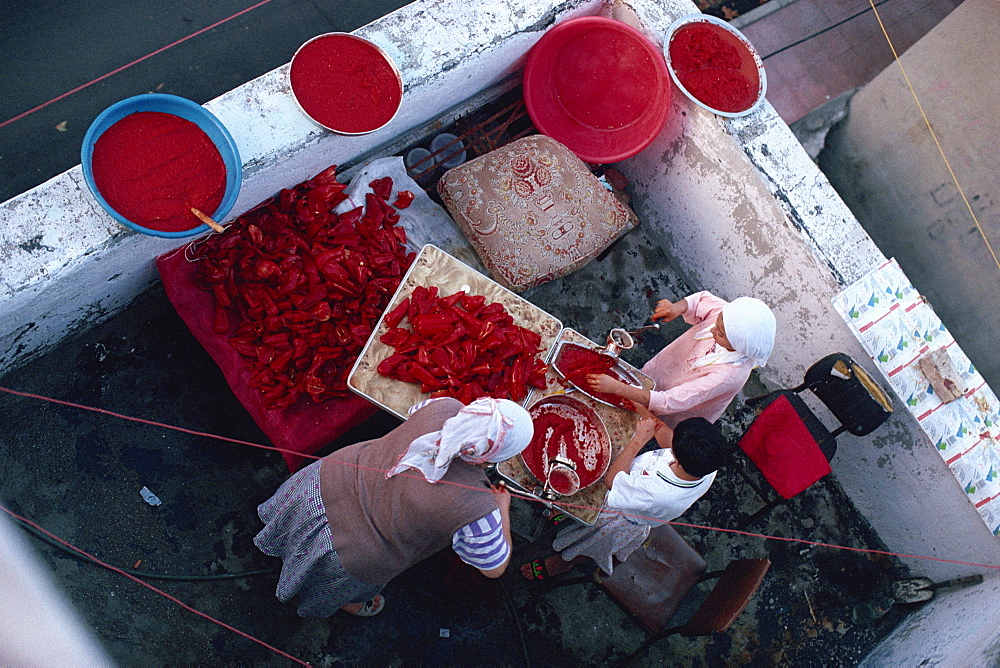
<box><xmin>347</xmin><ymin>244</ymin><xmax>563</xmax><ymax>419</ymax></box>
<box><xmin>550</xmin><ymin>338</ymin><xmax>647</xmax><ymax>408</ymax></box>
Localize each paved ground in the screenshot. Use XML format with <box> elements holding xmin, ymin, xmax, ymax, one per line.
<box><xmin>0</xmin><ymin>0</ymin><xmax>410</xmax><ymax>204</ymax></box>
<box><xmin>737</xmin><ymin>0</ymin><xmax>962</xmax><ymax>124</ymax></box>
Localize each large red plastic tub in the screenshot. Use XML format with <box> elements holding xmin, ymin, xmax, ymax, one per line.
<box><xmin>523</xmin><ymin>16</ymin><xmax>670</xmax><ymax>164</ymax></box>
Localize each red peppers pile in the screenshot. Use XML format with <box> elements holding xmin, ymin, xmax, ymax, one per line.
<box><xmin>193</xmin><ymin>166</ymin><xmax>415</xmax><ymax>410</ymax></box>
<box><xmin>376</xmin><ymin>286</ymin><xmax>549</xmax><ymax>404</ymax></box>
<box><xmin>554</xmin><ymin>343</ymin><xmax>636</xmax><ymax>410</ymax></box>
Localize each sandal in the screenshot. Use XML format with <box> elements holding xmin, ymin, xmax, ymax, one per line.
<box><xmin>345</xmin><ymin>595</ymin><xmax>385</xmax><ymax>617</ymax></box>
<box><xmin>547</xmin><ymin>511</ymin><xmax>571</xmax><ymax>526</ymax></box>
<box><xmin>520</xmin><ymin>559</ymin><xmax>552</xmax><ymax>581</ymax></box>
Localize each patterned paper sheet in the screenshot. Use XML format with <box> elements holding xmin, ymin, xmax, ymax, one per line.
<box><xmin>834</xmin><ymin>258</ymin><xmax>1000</xmax><ymax>535</ymax></box>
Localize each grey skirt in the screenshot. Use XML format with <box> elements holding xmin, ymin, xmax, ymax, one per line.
<box><xmin>552</xmin><ymin>510</ymin><xmax>650</xmax><ymax>576</ymax></box>
<box><xmin>254</xmin><ymin>460</ymin><xmax>383</xmax><ymax>617</ymax></box>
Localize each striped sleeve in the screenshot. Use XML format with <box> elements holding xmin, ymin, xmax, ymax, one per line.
<box><xmin>451</xmin><ymin>509</ymin><xmax>509</xmax><ymax>570</ymax></box>
<box><xmin>407</xmin><ymin>397</ymin><xmax>445</xmax><ymax>416</ymax></box>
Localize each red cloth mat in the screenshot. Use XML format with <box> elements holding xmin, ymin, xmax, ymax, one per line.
<box><xmin>156</xmin><ymin>245</ymin><xmax>378</xmax><ymax>472</ymax></box>
<box><xmin>738</xmin><ymin>394</ymin><xmax>831</xmax><ymax>499</ymax></box>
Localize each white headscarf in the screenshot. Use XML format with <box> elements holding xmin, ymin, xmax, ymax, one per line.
<box><xmin>387</xmin><ymin>397</ymin><xmax>534</xmax><ymax>483</ymax></box>
<box><xmin>693</xmin><ymin>296</ymin><xmax>776</xmax><ymax>369</ymax></box>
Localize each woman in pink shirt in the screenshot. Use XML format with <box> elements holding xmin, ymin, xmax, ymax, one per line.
<box><xmin>589</xmin><ymin>291</ymin><xmax>776</xmax><ymax>427</ymax></box>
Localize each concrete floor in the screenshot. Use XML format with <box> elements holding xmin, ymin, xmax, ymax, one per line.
<box><xmin>0</xmin><ymin>0</ymin><xmax>964</xmax><ymax>664</ymax></box>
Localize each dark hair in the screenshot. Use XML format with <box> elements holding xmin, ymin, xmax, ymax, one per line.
<box><xmin>672</xmin><ymin>417</ymin><xmax>732</xmax><ymax>478</ymax></box>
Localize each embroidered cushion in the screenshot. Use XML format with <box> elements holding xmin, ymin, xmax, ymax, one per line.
<box><xmin>437</xmin><ymin>134</ymin><xmax>637</xmax><ymax>292</ymax></box>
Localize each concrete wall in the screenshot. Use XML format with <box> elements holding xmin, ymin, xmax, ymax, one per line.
<box><xmin>821</xmin><ymin>0</ymin><xmax>1000</xmax><ymax>391</ymax></box>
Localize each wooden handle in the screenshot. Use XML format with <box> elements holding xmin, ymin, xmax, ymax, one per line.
<box><xmin>190</xmin><ymin>207</ymin><xmax>224</xmax><ymax>233</ymax></box>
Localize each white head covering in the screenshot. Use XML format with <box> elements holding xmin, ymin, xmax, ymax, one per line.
<box><xmin>693</xmin><ymin>296</ymin><xmax>776</xmax><ymax>369</ymax></box>
<box><xmin>387</xmin><ymin>397</ymin><xmax>534</xmax><ymax>483</ymax></box>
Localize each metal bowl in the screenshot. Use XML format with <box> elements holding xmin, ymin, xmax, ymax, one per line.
<box><xmin>289</xmin><ymin>32</ymin><xmax>403</xmax><ymax>135</ymax></box>
<box><xmin>663</xmin><ymin>14</ymin><xmax>767</xmax><ymax>118</ymax></box>
<box><xmin>520</xmin><ymin>394</ymin><xmax>611</xmax><ymax>495</ymax></box>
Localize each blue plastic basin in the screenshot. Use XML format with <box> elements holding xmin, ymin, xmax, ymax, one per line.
<box><xmin>81</xmin><ymin>93</ymin><xmax>242</xmax><ymax>238</ymax></box>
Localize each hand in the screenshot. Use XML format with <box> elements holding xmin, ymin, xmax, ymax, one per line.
<box><xmin>652</xmin><ymin>299</ymin><xmax>686</xmax><ymax>323</ymax></box>
<box><xmin>490</xmin><ymin>482</ymin><xmax>511</xmax><ymax>514</ymax></box>
<box><xmin>652</xmin><ymin>420</ymin><xmax>674</xmax><ymax>449</ymax></box>
<box><xmin>633</xmin><ymin>403</ymin><xmax>656</xmax><ymax>420</ymax></box>
<box><xmin>633</xmin><ymin>415</ymin><xmax>661</xmax><ymax>442</ymax></box>
<box><xmin>587</xmin><ymin>373</ymin><xmax>621</xmax><ymax>395</ymax></box>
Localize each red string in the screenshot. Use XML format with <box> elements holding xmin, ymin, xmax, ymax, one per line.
<box><xmin>0</xmin><ymin>503</ymin><xmax>310</xmax><ymax>666</ymax></box>
<box><xmin>0</xmin><ymin>0</ymin><xmax>279</xmax><ymax>130</ymax></box>
<box><xmin>2</xmin><ymin>382</ymin><xmax>999</xmax><ymax>574</ymax></box>
<box><xmin>0</xmin><ymin>385</ymin><xmax>321</xmax><ymax>463</ymax></box>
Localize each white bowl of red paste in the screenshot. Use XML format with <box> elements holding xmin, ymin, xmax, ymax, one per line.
<box><xmin>81</xmin><ymin>94</ymin><xmax>242</xmax><ymax>238</ymax></box>
<box><xmin>664</xmin><ymin>14</ymin><xmax>767</xmax><ymax>118</ymax></box>
<box><xmin>289</xmin><ymin>33</ymin><xmax>403</xmax><ymax>135</ymax></box>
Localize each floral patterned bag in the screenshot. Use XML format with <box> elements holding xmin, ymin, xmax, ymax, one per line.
<box><xmin>437</xmin><ymin>134</ymin><xmax>638</xmax><ymax>292</ymax></box>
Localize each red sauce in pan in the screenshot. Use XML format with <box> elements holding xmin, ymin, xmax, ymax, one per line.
<box><xmin>521</xmin><ymin>397</ymin><xmax>610</xmax><ymax>491</ymax></box>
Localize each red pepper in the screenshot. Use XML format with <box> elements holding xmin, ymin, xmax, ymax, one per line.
<box><xmin>338</xmin><ymin>207</ymin><xmax>363</xmax><ymax>227</ymax></box>
<box><xmin>195</xmin><ymin>164</ymin><xmax>413</xmax><ymax>410</ymax></box>
<box><xmin>369</xmin><ymin>177</ymin><xmax>393</xmax><ymax>200</ymax></box>
<box><xmin>380</xmin><ymin>328</ymin><xmax>411</xmax><ymax>347</ymax></box>
<box><xmin>256</xmin><ymin>259</ymin><xmax>280</xmax><ymax>280</ymax></box>
<box><xmin>412</xmin><ymin>312</ymin><xmax>458</xmax><ymax>337</ymax></box>
<box><xmin>247</xmin><ymin>224</ymin><xmax>264</xmax><ymax>246</ymax></box>
<box><xmin>409</xmin><ymin>364</ymin><xmax>444</xmax><ymax>390</ymax></box>
<box><xmin>256</xmin><ymin>346</ymin><xmax>275</xmax><ymax>365</ymax></box>
<box><xmin>271</xmin><ymin>349</ymin><xmax>293</xmax><ymax>373</ymax></box>
<box><xmin>213</xmin><ymin>306</ymin><xmax>229</xmax><ymax>334</ymax></box>
<box><xmin>377</xmin><ymin>353</ymin><xmax>407</xmax><ymax>376</ymax></box>
<box><xmin>384</xmin><ymin>298</ymin><xmax>409</xmax><ymax>328</ymax></box>
<box><xmin>350</xmin><ymin>324</ymin><xmax>372</xmax><ymax>343</ymax></box>
<box><xmin>211</xmin><ymin>283</ymin><xmax>232</xmax><ymax>308</ymax></box>
<box><xmin>309</xmin><ymin>302</ymin><xmax>331</xmax><ymax>322</ymax></box>
<box><xmin>440</xmin><ymin>291</ymin><xmax>465</xmax><ymax>309</ymax></box>
<box><xmin>376</xmin><ymin>288</ymin><xmax>548</xmax><ymax>404</ymax></box>
<box><xmin>263</xmin><ymin>333</ymin><xmax>290</xmax><ymax>348</ymax></box>
<box><xmin>392</xmin><ymin>190</ymin><xmax>415</xmax><ymax>209</ymax></box>
<box><xmin>461</xmin><ymin>294</ymin><xmax>486</xmax><ymax>312</ymax></box>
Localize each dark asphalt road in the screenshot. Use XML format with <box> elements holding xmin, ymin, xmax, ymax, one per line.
<box><xmin>0</xmin><ymin>0</ymin><xmax>411</xmax><ymax>204</ymax></box>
